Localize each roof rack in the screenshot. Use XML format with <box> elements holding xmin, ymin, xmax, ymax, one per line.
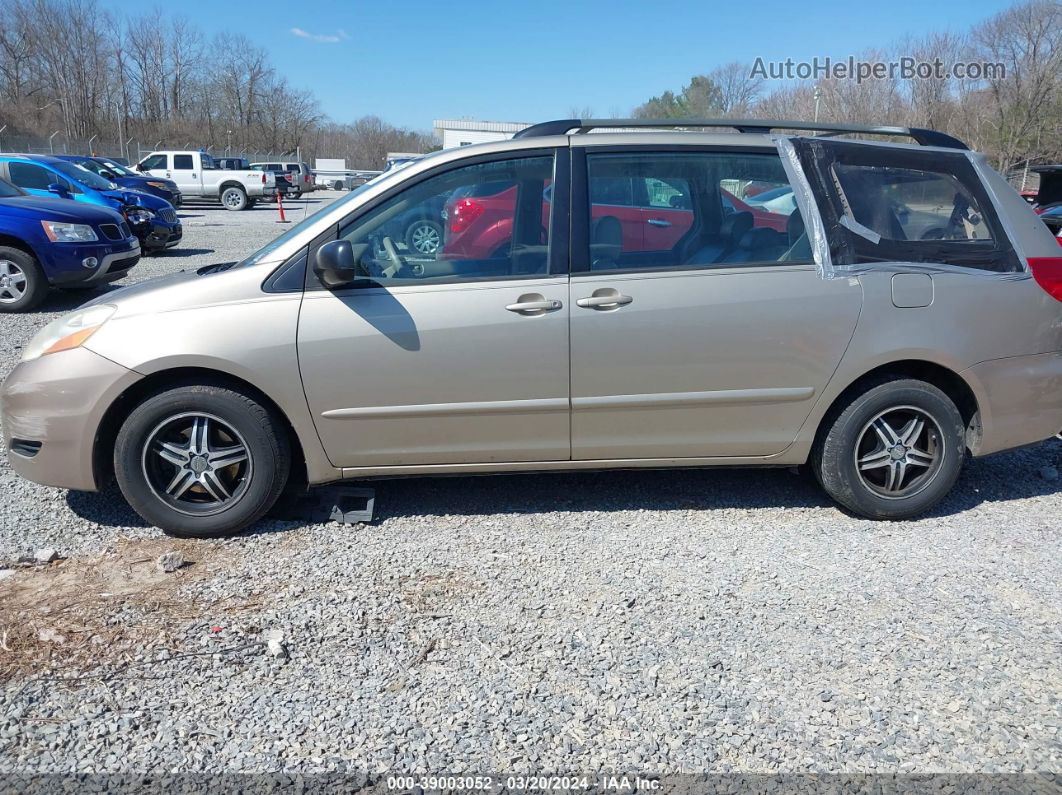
<box><xmin>512</xmin><ymin>118</ymin><xmax>968</xmax><ymax>150</ymax></box>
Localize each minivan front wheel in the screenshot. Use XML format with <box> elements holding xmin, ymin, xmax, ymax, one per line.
<box><xmin>813</xmin><ymin>379</ymin><xmax>965</xmax><ymax>519</ymax></box>
<box><xmin>114</xmin><ymin>384</ymin><xmax>291</xmax><ymax>537</ymax></box>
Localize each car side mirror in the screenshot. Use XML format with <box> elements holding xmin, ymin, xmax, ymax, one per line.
<box><xmin>46</xmin><ymin>183</ymin><xmax>68</xmax><ymax>196</ymax></box>
<box><xmin>314</xmin><ymin>239</ymin><xmax>368</xmax><ymax>288</ymax></box>
<box><xmin>135</xmin><ymin>163</ymin><xmax>147</xmax><ymax>172</ymax></box>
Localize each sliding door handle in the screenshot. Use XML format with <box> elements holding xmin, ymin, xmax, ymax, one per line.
<box><xmin>576</xmin><ymin>293</ymin><xmax>633</xmax><ymax>309</ymax></box>
<box><xmin>506</xmin><ymin>296</ymin><xmax>562</xmax><ymax>314</ymax></box>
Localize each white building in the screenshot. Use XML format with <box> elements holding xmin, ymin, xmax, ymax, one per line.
<box><xmin>433</xmin><ymin>119</ymin><xmax>533</xmax><ymax>150</ymax></box>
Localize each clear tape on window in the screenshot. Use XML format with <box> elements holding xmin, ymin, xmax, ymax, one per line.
<box><xmin>776</xmin><ymin>136</ymin><xmax>1032</xmax><ymax>281</ymax></box>
<box><xmin>837</xmin><ymin>213</ymin><xmax>882</xmax><ymax>244</ymax></box>
<box><xmin>966</xmin><ymin>150</ymin><xmax>1032</xmax><ymax>274</ymax></box>
<box><xmin>773</xmin><ymin>136</ymin><xmax>833</xmax><ymax>277</ymax></box>
<box><xmin>845</xmin><ymin>260</ymin><xmax>1030</xmax><ymax>281</ymax></box>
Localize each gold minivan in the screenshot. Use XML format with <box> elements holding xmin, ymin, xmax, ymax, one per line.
<box><xmin>5</xmin><ymin>119</ymin><xmax>1062</xmax><ymax>537</ymax></box>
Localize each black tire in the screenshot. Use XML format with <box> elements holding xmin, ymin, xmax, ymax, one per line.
<box><xmin>114</xmin><ymin>383</ymin><xmax>291</xmax><ymax>538</ymax></box>
<box><xmin>0</xmin><ymin>246</ymin><xmax>49</xmax><ymax>312</ymax></box>
<box><xmin>220</xmin><ymin>186</ymin><xmax>248</xmax><ymax>211</ymax></box>
<box><xmin>812</xmin><ymin>378</ymin><xmax>965</xmax><ymax>520</ymax></box>
<box><xmin>404</xmin><ymin>218</ymin><xmax>443</xmax><ymax>256</ymax></box>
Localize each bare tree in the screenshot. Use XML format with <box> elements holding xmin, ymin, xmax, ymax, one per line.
<box><xmin>712</xmin><ymin>62</ymin><xmax>763</xmax><ymax>114</ymax></box>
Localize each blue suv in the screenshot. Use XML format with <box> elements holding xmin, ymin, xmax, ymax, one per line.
<box><xmin>54</xmin><ymin>155</ymin><xmax>182</xmax><ymax>208</ymax></box>
<box><xmin>0</xmin><ymin>177</ymin><xmax>140</xmax><ymax>312</ymax></box>
<box><xmin>0</xmin><ymin>154</ymin><xmax>181</xmax><ymax>254</ymax></box>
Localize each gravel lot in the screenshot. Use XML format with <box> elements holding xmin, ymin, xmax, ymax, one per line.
<box><xmin>0</xmin><ymin>193</ymin><xmax>1060</xmax><ymax>779</ymax></box>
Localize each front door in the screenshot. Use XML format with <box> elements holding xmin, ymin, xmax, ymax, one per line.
<box><xmin>569</xmin><ymin>147</ymin><xmax>862</xmax><ymax>460</ymax></box>
<box><xmin>298</xmin><ymin>151</ymin><xmax>572</xmax><ymax>468</ymax></box>
<box><xmin>169</xmin><ymin>153</ymin><xmax>201</xmax><ymax>195</ymax></box>
<box><xmin>138</xmin><ymin>153</ymin><xmax>170</xmax><ymax>181</ymax></box>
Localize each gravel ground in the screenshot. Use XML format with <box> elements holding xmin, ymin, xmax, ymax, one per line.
<box><xmin>0</xmin><ymin>194</ymin><xmax>1061</xmax><ymax>779</ymax></box>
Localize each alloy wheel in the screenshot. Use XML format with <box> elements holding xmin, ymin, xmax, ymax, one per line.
<box><xmin>141</xmin><ymin>412</ymin><xmax>252</xmax><ymax>516</ymax></box>
<box><xmin>409</xmin><ymin>221</ymin><xmax>441</xmax><ymax>255</ymax></box>
<box><xmin>0</xmin><ymin>260</ymin><xmax>27</xmax><ymax>303</ymax></box>
<box><xmin>853</xmin><ymin>405</ymin><xmax>945</xmax><ymax>499</ymax></box>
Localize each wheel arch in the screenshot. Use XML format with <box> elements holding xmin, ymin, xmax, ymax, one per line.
<box><xmin>93</xmin><ymin>366</ymin><xmax>308</xmax><ymax>490</ymax></box>
<box><xmin>218</xmin><ymin>180</ymin><xmax>247</xmax><ymax>194</ymax></box>
<box><xmin>811</xmin><ymin>359</ymin><xmax>982</xmax><ymax>456</ymax></box>
<box><xmin>0</xmin><ymin>233</ymin><xmax>39</xmax><ymax>260</ymax></box>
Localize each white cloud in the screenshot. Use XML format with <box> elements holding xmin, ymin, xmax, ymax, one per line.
<box><xmin>290</xmin><ymin>27</ymin><xmax>347</xmax><ymax>44</ymax></box>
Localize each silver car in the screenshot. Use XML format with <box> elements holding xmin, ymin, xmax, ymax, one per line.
<box><xmin>4</xmin><ymin>118</ymin><xmax>1062</xmax><ymax>537</ymax></box>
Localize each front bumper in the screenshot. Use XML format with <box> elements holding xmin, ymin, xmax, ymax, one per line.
<box><xmin>962</xmin><ymin>351</ymin><xmax>1062</xmax><ymax>456</ymax></box>
<box><xmin>49</xmin><ymin>241</ymin><xmax>141</xmax><ymax>286</ymax></box>
<box><xmin>140</xmin><ymin>220</ymin><xmax>182</xmax><ymax>251</ymax></box>
<box><xmin>2</xmin><ymin>347</ymin><xmax>142</xmax><ymax>492</ymax></box>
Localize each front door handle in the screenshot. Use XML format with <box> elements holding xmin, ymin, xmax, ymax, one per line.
<box><xmin>506</xmin><ymin>294</ymin><xmax>562</xmax><ymax>315</ymax></box>
<box><xmin>576</xmin><ymin>292</ymin><xmax>633</xmax><ymax>309</ymax></box>
<box><xmin>646</xmin><ymin>218</ymin><xmax>672</xmax><ymax>227</ymax></box>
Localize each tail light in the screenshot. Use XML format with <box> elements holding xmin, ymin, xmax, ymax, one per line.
<box><xmin>449</xmin><ymin>198</ymin><xmax>484</xmax><ymax>234</ymax></box>
<box><xmin>262</xmin><ymin>173</ymin><xmax>267</xmax><ymax>184</ymax></box>
<box><xmin>1028</xmin><ymin>257</ymin><xmax>1062</xmax><ymax>302</ymax></box>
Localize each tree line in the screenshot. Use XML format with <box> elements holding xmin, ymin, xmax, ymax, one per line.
<box><xmin>0</xmin><ymin>0</ymin><xmax>1057</xmax><ymax>175</ymax></box>
<box><xmin>0</xmin><ymin>0</ymin><xmax>433</xmax><ymax>167</ymax></box>
<box><xmin>629</xmin><ymin>0</ymin><xmax>1061</xmax><ymax>179</ymax></box>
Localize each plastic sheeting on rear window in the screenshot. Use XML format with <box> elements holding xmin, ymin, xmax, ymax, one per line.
<box><xmin>776</xmin><ymin>135</ymin><xmax>1028</xmax><ymax>280</ymax></box>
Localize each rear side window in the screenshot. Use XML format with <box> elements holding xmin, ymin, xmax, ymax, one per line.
<box><xmin>173</xmin><ymin>155</ymin><xmax>194</xmax><ymax>169</ymax></box>
<box><xmin>833</xmin><ymin>164</ymin><xmax>992</xmax><ymax>243</ymax></box>
<box><xmin>794</xmin><ymin>139</ymin><xmax>1021</xmax><ymax>273</ymax></box>
<box><xmin>8</xmin><ymin>162</ymin><xmax>54</xmax><ymax>190</ymax></box>
<box><xmin>579</xmin><ymin>150</ymin><xmax>808</xmax><ymax>273</ymax></box>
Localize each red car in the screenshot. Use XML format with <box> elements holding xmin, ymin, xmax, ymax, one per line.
<box><xmin>441</xmin><ymin>179</ymin><xmax>790</xmax><ymax>260</ymax></box>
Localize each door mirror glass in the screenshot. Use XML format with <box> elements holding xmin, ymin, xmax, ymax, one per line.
<box><xmin>314</xmin><ymin>239</ymin><xmax>367</xmax><ymax>288</ymax></box>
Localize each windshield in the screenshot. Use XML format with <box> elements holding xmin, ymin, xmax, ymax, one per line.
<box><xmin>51</xmin><ymin>160</ymin><xmax>115</xmax><ymax>191</ymax></box>
<box><xmin>97</xmin><ymin>158</ymin><xmax>137</xmax><ymax>177</ymax></box>
<box><xmin>0</xmin><ymin>178</ymin><xmax>24</xmax><ymax>197</ymax></box>
<box><xmin>233</xmin><ymin>182</ymin><xmax>376</xmax><ymax>269</ymax></box>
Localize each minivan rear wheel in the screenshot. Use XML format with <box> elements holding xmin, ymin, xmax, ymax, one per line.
<box><xmin>812</xmin><ymin>379</ymin><xmax>965</xmax><ymax>520</ymax></box>
<box><xmin>114</xmin><ymin>384</ymin><xmax>291</xmax><ymax>537</ymax></box>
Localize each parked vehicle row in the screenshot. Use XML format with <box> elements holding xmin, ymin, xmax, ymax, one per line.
<box><xmin>0</xmin><ymin>176</ymin><xmax>140</xmax><ymax>311</ymax></box>
<box><xmin>136</xmin><ymin>150</ymin><xmax>274</xmax><ymax>211</ymax></box>
<box><xmin>3</xmin><ymin>118</ymin><xmax>1060</xmax><ymax>539</ymax></box>
<box><xmin>250</xmin><ymin>161</ymin><xmax>316</xmax><ymax>198</ymax></box>
<box><xmin>0</xmin><ymin>154</ymin><xmax>181</xmax><ymax>256</ymax></box>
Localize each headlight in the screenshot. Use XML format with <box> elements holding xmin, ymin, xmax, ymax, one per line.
<box><xmin>21</xmin><ymin>304</ymin><xmax>116</xmax><ymax>362</ymax></box>
<box><xmin>146</xmin><ymin>181</ymin><xmax>170</xmax><ymax>189</ymax></box>
<box><xmin>124</xmin><ymin>207</ymin><xmax>155</xmax><ymax>224</ymax></box>
<box><xmin>40</xmin><ymin>220</ymin><xmax>97</xmax><ymax>243</ymax></box>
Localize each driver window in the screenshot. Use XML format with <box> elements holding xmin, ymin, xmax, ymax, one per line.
<box><xmin>337</xmin><ymin>155</ymin><xmax>554</xmax><ymax>285</ymax></box>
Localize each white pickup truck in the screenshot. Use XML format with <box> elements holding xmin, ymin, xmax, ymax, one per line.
<box><xmin>135</xmin><ymin>150</ymin><xmax>275</xmax><ymax>211</ymax></box>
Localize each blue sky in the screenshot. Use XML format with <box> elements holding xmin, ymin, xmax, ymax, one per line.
<box><xmin>112</xmin><ymin>0</ymin><xmax>1010</xmax><ymax>130</ymax></box>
